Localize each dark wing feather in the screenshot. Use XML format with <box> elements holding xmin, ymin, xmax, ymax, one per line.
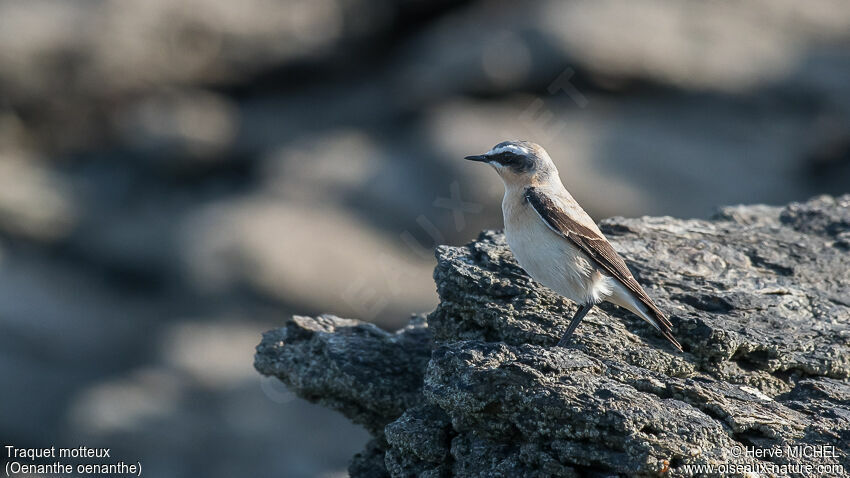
<box><xmin>524</xmin><ymin>187</ymin><xmax>681</xmax><ymax>351</ymax></box>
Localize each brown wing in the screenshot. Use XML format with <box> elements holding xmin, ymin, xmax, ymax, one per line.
<box><xmin>524</xmin><ymin>187</ymin><xmax>681</xmax><ymax>351</ymax></box>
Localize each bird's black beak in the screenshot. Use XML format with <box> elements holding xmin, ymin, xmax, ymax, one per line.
<box><xmin>464</xmin><ymin>154</ymin><xmax>488</xmax><ymax>162</ymax></box>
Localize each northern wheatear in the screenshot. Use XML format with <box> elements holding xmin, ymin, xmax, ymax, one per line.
<box><xmin>465</xmin><ymin>140</ymin><xmax>682</xmax><ymax>351</ymax></box>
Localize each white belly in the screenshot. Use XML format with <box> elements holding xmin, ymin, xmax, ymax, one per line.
<box><xmin>503</xmin><ymin>197</ymin><xmax>612</xmax><ymax>305</ymax></box>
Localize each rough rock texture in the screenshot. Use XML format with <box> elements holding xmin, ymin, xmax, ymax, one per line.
<box><xmin>7</xmin><ymin>1</ymin><xmax>850</xmax><ymax>476</ymax></box>
<box><xmin>255</xmin><ymin>195</ymin><xmax>850</xmax><ymax>477</ymax></box>
<box><xmin>254</xmin><ymin>314</ymin><xmax>433</xmax><ymax>435</ymax></box>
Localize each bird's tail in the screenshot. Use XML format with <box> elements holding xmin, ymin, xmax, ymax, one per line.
<box><xmin>608</xmin><ymin>283</ymin><xmax>683</xmax><ymax>352</ymax></box>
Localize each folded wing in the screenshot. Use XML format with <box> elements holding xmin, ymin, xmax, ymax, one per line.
<box><xmin>524</xmin><ymin>187</ymin><xmax>682</xmax><ymax>351</ymax></box>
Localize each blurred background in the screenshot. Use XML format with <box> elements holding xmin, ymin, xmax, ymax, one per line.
<box><xmin>0</xmin><ymin>0</ymin><xmax>848</xmax><ymax>476</ymax></box>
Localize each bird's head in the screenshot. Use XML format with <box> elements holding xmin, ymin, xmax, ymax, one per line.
<box><xmin>465</xmin><ymin>140</ymin><xmax>557</xmax><ymax>185</ymax></box>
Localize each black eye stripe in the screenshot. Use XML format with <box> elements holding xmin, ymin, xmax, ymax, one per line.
<box><xmin>492</xmin><ymin>152</ymin><xmax>519</xmax><ymax>163</ymax></box>
<box><xmin>492</xmin><ymin>151</ymin><xmax>534</xmax><ymax>172</ymax></box>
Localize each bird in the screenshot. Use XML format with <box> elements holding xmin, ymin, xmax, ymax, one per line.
<box><xmin>464</xmin><ymin>140</ymin><xmax>682</xmax><ymax>351</ymax></box>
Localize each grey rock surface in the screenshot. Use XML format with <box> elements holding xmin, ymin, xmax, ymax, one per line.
<box><xmin>254</xmin><ymin>314</ymin><xmax>433</xmax><ymax>434</ymax></box>
<box><xmin>7</xmin><ymin>1</ymin><xmax>850</xmax><ymax>477</ymax></box>
<box><xmin>256</xmin><ymin>195</ymin><xmax>850</xmax><ymax>477</ymax></box>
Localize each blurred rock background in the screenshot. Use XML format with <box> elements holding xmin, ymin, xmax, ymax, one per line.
<box><xmin>0</xmin><ymin>0</ymin><xmax>848</xmax><ymax>476</ymax></box>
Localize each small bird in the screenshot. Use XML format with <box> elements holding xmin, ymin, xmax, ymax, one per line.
<box><xmin>465</xmin><ymin>140</ymin><xmax>682</xmax><ymax>351</ymax></box>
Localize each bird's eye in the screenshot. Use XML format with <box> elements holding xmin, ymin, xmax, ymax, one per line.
<box><xmin>497</xmin><ymin>152</ymin><xmax>517</xmax><ymax>164</ymax></box>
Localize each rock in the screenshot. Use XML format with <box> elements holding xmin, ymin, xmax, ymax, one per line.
<box><xmin>780</xmin><ymin>195</ymin><xmax>850</xmax><ymax>239</ymax></box>
<box><xmin>7</xmin><ymin>0</ymin><xmax>850</xmax><ymax>475</ymax></box>
<box><xmin>384</xmin><ymin>405</ymin><xmax>453</xmax><ymax>477</ymax></box>
<box><xmin>254</xmin><ymin>314</ymin><xmax>433</xmax><ymax>434</ymax></box>
<box><xmin>255</xmin><ymin>195</ymin><xmax>850</xmax><ymax>476</ymax></box>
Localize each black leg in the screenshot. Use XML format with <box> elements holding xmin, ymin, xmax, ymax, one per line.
<box><xmin>557</xmin><ymin>304</ymin><xmax>593</xmax><ymax>348</ymax></box>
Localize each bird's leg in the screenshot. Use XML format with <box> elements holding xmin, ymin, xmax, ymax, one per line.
<box><xmin>556</xmin><ymin>304</ymin><xmax>593</xmax><ymax>347</ymax></box>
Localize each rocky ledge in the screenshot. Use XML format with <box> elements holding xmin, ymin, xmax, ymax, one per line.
<box><xmin>255</xmin><ymin>195</ymin><xmax>850</xmax><ymax>477</ymax></box>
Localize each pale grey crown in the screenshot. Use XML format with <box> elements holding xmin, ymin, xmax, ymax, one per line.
<box><xmin>465</xmin><ymin>140</ymin><xmax>556</xmax><ymax>176</ymax></box>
